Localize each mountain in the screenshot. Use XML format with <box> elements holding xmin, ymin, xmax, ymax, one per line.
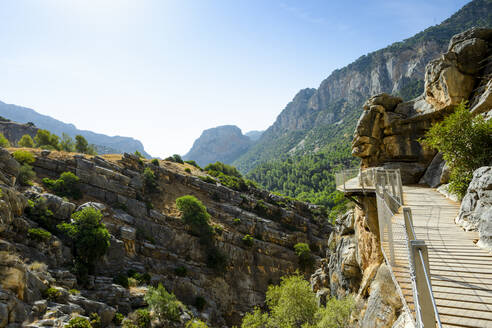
<box><xmin>244</xmin><ymin>130</ymin><xmax>264</xmax><ymax>141</ymax></box>
<box><xmin>183</xmin><ymin>125</ymin><xmax>253</xmax><ymax>167</ymax></box>
<box><xmin>0</xmin><ymin>100</ymin><xmax>151</xmax><ymax>157</ymax></box>
<box><xmin>234</xmin><ymin>0</ymin><xmax>492</xmax><ymax>174</ymax></box>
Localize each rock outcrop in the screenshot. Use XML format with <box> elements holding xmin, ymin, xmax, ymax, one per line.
<box><xmin>456</xmin><ymin>166</ymin><xmax>492</xmax><ymax>251</ymax></box>
<box><xmin>352</xmin><ymin>27</ymin><xmax>492</xmax><ymax>184</ymax></box>
<box><xmin>183</xmin><ymin>125</ymin><xmax>253</xmax><ymax>167</ymax></box>
<box><xmin>0</xmin><ymin>118</ymin><xmax>38</xmax><ymax>146</ymax></box>
<box><xmin>0</xmin><ymin>148</ymin><xmax>330</xmax><ymax>327</ymax></box>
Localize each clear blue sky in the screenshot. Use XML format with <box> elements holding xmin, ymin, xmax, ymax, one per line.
<box><xmin>0</xmin><ymin>0</ymin><xmax>470</xmax><ymax>157</ymax></box>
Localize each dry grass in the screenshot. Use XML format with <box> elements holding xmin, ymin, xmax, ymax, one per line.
<box><xmin>28</xmin><ymin>261</ymin><xmax>48</xmax><ymax>272</ymax></box>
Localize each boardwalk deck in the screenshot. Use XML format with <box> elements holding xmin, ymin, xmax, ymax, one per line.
<box><xmin>385</xmin><ymin>186</ymin><xmax>492</xmax><ymax>328</ymax></box>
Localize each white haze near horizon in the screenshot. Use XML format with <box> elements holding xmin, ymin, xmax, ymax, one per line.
<box><xmin>0</xmin><ymin>0</ymin><xmax>470</xmax><ymax>157</ymax></box>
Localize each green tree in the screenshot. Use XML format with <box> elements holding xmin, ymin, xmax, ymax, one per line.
<box><xmin>143</xmin><ymin>167</ymin><xmax>158</xmax><ymax>192</ymax></box>
<box><xmin>294</xmin><ymin>243</ymin><xmax>315</xmax><ymax>272</ymax></box>
<box><xmin>58</xmin><ymin>207</ymin><xmax>111</xmax><ymax>274</ymax></box>
<box><xmin>186</xmin><ymin>319</ymin><xmax>209</xmax><ymax>328</ymax></box>
<box><xmin>60</xmin><ymin>133</ymin><xmax>75</xmax><ymax>152</ymax></box>
<box><xmin>18</xmin><ymin>134</ymin><xmax>34</xmax><ymax>148</ymax></box>
<box><xmin>43</xmin><ymin>171</ymin><xmax>81</xmax><ymax>199</ymax></box>
<box><xmin>420</xmin><ymin>101</ymin><xmax>492</xmax><ymax>198</ymax></box>
<box><xmin>0</xmin><ymin>133</ymin><xmax>10</xmax><ymax>148</ymax></box>
<box><xmin>34</xmin><ymin>129</ymin><xmax>59</xmax><ymax>150</ymax></box>
<box><xmin>176</xmin><ymin>195</ymin><xmax>211</xmax><ymax>235</ymax></box>
<box><xmin>315</xmin><ymin>296</ymin><xmax>354</xmax><ymax>328</ymax></box>
<box><xmin>144</xmin><ymin>283</ymin><xmax>181</xmax><ymax>322</ymax></box>
<box><xmin>75</xmin><ymin>135</ymin><xmax>89</xmax><ymax>153</ymax></box>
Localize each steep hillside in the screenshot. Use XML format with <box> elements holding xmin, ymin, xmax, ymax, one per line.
<box><xmin>235</xmin><ymin>0</ymin><xmax>492</xmax><ymax>174</ymax></box>
<box><xmin>0</xmin><ymin>147</ymin><xmax>330</xmax><ymax>327</ymax></box>
<box><xmin>183</xmin><ymin>125</ymin><xmax>253</xmax><ymax>167</ymax></box>
<box><xmin>244</xmin><ymin>130</ymin><xmax>263</xmax><ymax>142</ymax></box>
<box><xmin>0</xmin><ymin>100</ymin><xmax>151</xmax><ymax>157</ymax></box>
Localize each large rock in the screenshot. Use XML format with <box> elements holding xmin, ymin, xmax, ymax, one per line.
<box><xmin>419</xmin><ymin>153</ymin><xmax>448</xmax><ymax>188</ymax></box>
<box><xmin>40</xmin><ymin>193</ymin><xmax>76</xmax><ymax>220</ymax></box>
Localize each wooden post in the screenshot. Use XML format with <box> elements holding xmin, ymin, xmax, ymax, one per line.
<box><xmin>411</xmin><ymin>240</ymin><xmax>434</xmax><ymax>328</ymax></box>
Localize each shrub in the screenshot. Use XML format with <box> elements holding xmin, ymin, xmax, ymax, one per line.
<box><xmin>114</xmin><ymin>274</ymin><xmax>129</xmax><ymax>288</ymax></box>
<box><xmin>29</xmin><ymin>261</ymin><xmax>48</xmax><ymax>272</ymax></box>
<box><xmin>43</xmin><ymin>287</ymin><xmax>61</xmax><ymax>301</ymax></box>
<box><xmin>89</xmin><ymin>313</ymin><xmax>101</xmax><ymax>328</ymax></box>
<box><xmin>0</xmin><ymin>133</ymin><xmax>10</xmax><ymax>148</ymax></box>
<box><xmin>113</xmin><ymin>313</ymin><xmax>124</xmax><ymax>325</ymax></box>
<box><xmin>58</xmin><ymin>207</ymin><xmax>111</xmax><ymax>276</ymax></box>
<box><xmin>143</xmin><ymin>167</ymin><xmax>158</xmax><ymax>192</ymax></box>
<box><xmin>174</xmin><ymin>266</ymin><xmax>187</xmax><ymax>277</ymax></box>
<box><xmin>176</xmin><ymin>195</ymin><xmax>211</xmax><ymax>236</ymax></box>
<box><xmin>25</xmin><ymin>197</ymin><xmax>55</xmax><ymax>231</ymax></box>
<box><xmin>43</xmin><ymin>171</ymin><xmax>81</xmax><ymax>199</ymax></box>
<box><xmin>12</xmin><ymin>150</ymin><xmax>35</xmax><ymax>164</ymax></box>
<box><xmin>60</xmin><ymin>133</ymin><xmax>75</xmax><ymax>152</ymax></box>
<box><xmin>186</xmin><ymin>320</ymin><xmax>209</xmax><ymax>328</ymax></box>
<box><xmin>34</xmin><ymin>129</ymin><xmax>59</xmax><ymax>150</ymax></box>
<box><xmin>172</xmin><ymin>154</ymin><xmax>184</xmax><ymax>164</ymax></box>
<box><xmin>294</xmin><ymin>243</ymin><xmax>314</xmax><ymax>272</ymax></box>
<box><xmin>233</xmin><ymin>218</ymin><xmax>241</xmax><ymax>225</ymax></box>
<box><xmin>128</xmin><ymin>277</ymin><xmax>138</xmax><ymax>287</ymax></box>
<box><xmin>134</xmin><ymin>309</ymin><xmax>151</xmax><ymax>328</ymax></box>
<box><xmin>185</xmin><ymin>168</ymin><xmax>191</xmax><ymax>173</ymax></box>
<box><xmin>242</xmin><ymin>234</ymin><xmax>254</xmax><ymax>247</ymax></box>
<box><xmin>144</xmin><ymin>283</ymin><xmax>181</xmax><ymax>321</ymax></box>
<box><xmin>69</xmin><ymin>289</ymin><xmax>80</xmax><ymax>295</ymax></box>
<box><xmin>199</xmin><ymin>175</ymin><xmax>216</xmax><ymax>184</ymax></box>
<box><xmin>195</xmin><ymin>296</ymin><xmax>206</xmax><ymax>311</ymax></box>
<box><xmin>151</xmin><ymin>158</ymin><xmax>159</xmax><ymax>166</ymax></box>
<box><xmin>204</xmin><ymin>162</ymin><xmax>242</xmax><ymax>177</ymax></box>
<box><xmin>27</xmin><ymin>228</ymin><xmax>51</xmax><ymax>242</ymax></box>
<box><xmin>66</xmin><ymin>317</ymin><xmax>92</xmax><ymax>328</ymax></box>
<box><xmin>316</xmin><ymin>295</ymin><xmax>354</xmax><ymax>328</ymax></box>
<box><xmin>420</xmin><ymin>101</ymin><xmax>492</xmax><ymax>198</ymax></box>
<box><xmin>134</xmin><ymin>150</ymin><xmax>144</xmax><ymax>158</ymax></box>
<box><xmin>18</xmin><ymin>134</ymin><xmax>34</xmax><ymax>148</ymax></box>
<box><xmin>18</xmin><ymin>164</ymin><xmax>36</xmax><ymax>186</ymax></box>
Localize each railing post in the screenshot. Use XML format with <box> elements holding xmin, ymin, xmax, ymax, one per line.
<box><xmin>397</xmin><ymin>168</ymin><xmax>404</xmax><ymax>205</ymax></box>
<box><xmin>342</xmin><ymin>171</ymin><xmax>346</xmax><ymax>191</ymax></box>
<box><xmin>390</xmin><ymin>172</ymin><xmax>397</xmax><ymax>199</ymax></box>
<box><xmin>411</xmin><ymin>240</ymin><xmax>434</xmax><ymax>328</ymax></box>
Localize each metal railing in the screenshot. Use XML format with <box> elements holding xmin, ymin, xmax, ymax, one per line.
<box><xmin>336</xmin><ymin>167</ymin><xmax>440</xmax><ymax>328</ymax></box>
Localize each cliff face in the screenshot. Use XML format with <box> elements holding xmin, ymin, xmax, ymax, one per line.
<box><xmin>0</xmin><ymin>101</ymin><xmax>151</xmax><ymax>158</ymax></box>
<box><xmin>0</xmin><ymin>148</ymin><xmax>330</xmax><ymax>327</ymax></box>
<box><xmin>183</xmin><ymin>125</ymin><xmax>253</xmax><ymax>167</ymax></box>
<box><xmin>234</xmin><ymin>0</ymin><xmax>492</xmax><ymax>173</ymax></box>
<box><xmin>0</xmin><ymin>119</ymin><xmax>38</xmax><ymax>145</ymax></box>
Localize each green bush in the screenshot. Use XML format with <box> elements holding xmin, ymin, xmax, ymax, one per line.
<box><xmin>172</xmin><ymin>154</ymin><xmax>184</xmax><ymax>164</ymax></box>
<box><xmin>114</xmin><ymin>274</ymin><xmax>129</xmax><ymax>288</ymax></box>
<box><xmin>135</xmin><ymin>309</ymin><xmax>151</xmax><ymax>328</ymax></box>
<box><xmin>143</xmin><ymin>167</ymin><xmax>158</xmax><ymax>193</ymax></box>
<box><xmin>25</xmin><ymin>198</ymin><xmax>55</xmax><ymax>231</ymax></box>
<box><xmin>134</xmin><ymin>150</ymin><xmax>144</xmax><ymax>158</ymax></box>
<box><xmin>12</xmin><ymin>150</ymin><xmax>35</xmax><ymax>164</ymax></box>
<box><xmin>420</xmin><ymin>101</ymin><xmax>492</xmax><ymax>198</ymax></box>
<box><xmin>242</xmin><ymin>234</ymin><xmax>254</xmax><ymax>247</ymax></box>
<box><xmin>174</xmin><ymin>266</ymin><xmax>187</xmax><ymax>277</ymax></box>
<box><xmin>185</xmin><ymin>168</ymin><xmax>191</xmax><ymax>173</ymax></box>
<box><xmin>27</xmin><ymin>228</ymin><xmax>51</xmax><ymax>242</ymax></box>
<box><xmin>233</xmin><ymin>218</ymin><xmax>241</xmax><ymax>225</ymax></box>
<box><xmin>151</xmin><ymin>158</ymin><xmax>160</xmax><ymax>166</ymax></box>
<box><xmin>89</xmin><ymin>313</ymin><xmax>101</xmax><ymax>328</ymax></box>
<box><xmin>315</xmin><ymin>295</ymin><xmax>354</xmax><ymax>328</ymax></box>
<box><xmin>0</xmin><ymin>133</ymin><xmax>10</xmax><ymax>148</ymax></box>
<box><xmin>195</xmin><ymin>296</ymin><xmax>206</xmax><ymax>311</ymax></box>
<box><xmin>199</xmin><ymin>175</ymin><xmax>216</xmax><ymax>184</ymax></box>
<box><xmin>204</xmin><ymin>162</ymin><xmax>242</xmax><ymax>177</ymax></box>
<box><xmin>43</xmin><ymin>171</ymin><xmax>81</xmax><ymax>199</ymax></box>
<box><xmin>66</xmin><ymin>317</ymin><xmax>92</xmax><ymax>328</ymax></box>
<box><xmin>60</xmin><ymin>133</ymin><xmax>75</xmax><ymax>152</ymax></box>
<box><xmin>69</xmin><ymin>289</ymin><xmax>80</xmax><ymax>295</ymax></box>
<box><xmin>113</xmin><ymin>313</ymin><xmax>124</xmax><ymax>325</ymax></box>
<box><xmin>176</xmin><ymin>195</ymin><xmax>211</xmax><ymax>236</ymax></box>
<box><xmin>144</xmin><ymin>283</ymin><xmax>181</xmax><ymax>322</ymax></box>
<box><xmin>58</xmin><ymin>207</ymin><xmax>110</xmax><ymax>276</ymax></box>
<box><xmin>186</xmin><ymin>319</ymin><xmax>209</xmax><ymax>328</ymax></box>
<box><xmin>34</xmin><ymin>129</ymin><xmax>59</xmax><ymax>150</ymax></box>
<box><xmin>18</xmin><ymin>164</ymin><xmax>36</xmax><ymax>186</ymax></box>
<box><xmin>18</xmin><ymin>134</ymin><xmax>34</xmax><ymax>148</ymax></box>
<box><xmin>43</xmin><ymin>287</ymin><xmax>61</xmax><ymax>301</ymax></box>
<box><xmin>294</xmin><ymin>243</ymin><xmax>315</xmax><ymax>272</ymax></box>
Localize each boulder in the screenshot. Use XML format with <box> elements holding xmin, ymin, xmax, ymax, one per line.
<box><xmin>419</xmin><ymin>153</ymin><xmax>446</xmax><ymax>188</ymax></box>
<box><xmin>40</xmin><ymin>193</ymin><xmax>76</xmax><ymax>220</ymax></box>
<box><xmin>456</xmin><ymin>167</ymin><xmax>492</xmax><ymax>231</ymax></box>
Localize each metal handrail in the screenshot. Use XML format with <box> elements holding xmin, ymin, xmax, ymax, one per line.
<box><xmin>419</xmin><ymin>250</ymin><xmax>442</xmax><ymax>328</ymax></box>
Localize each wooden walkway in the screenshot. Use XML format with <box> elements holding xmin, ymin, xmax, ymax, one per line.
<box><xmin>386</xmin><ymin>186</ymin><xmax>492</xmax><ymax>328</ymax></box>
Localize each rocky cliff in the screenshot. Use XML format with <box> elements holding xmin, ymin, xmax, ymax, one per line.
<box><xmin>0</xmin><ymin>118</ymin><xmax>38</xmax><ymax>145</ymax></box>
<box><xmin>0</xmin><ymin>101</ymin><xmax>151</xmax><ymax>158</ymax></box>
<box><xmin>309</xmin><ymin>27</ymin><xmax>492</xmax><ymax>328</ymax></box>
<box><xmin>183</xmin><ymin>125</ymin><xmax>254</xmax><ymax>167</ymax></box>
<box><xmin>0</xmin><ymin>146</ymin><xmax>330</xmax><ymax>327</ymax></box>
<box><xmin>234</xmin><ymin>0</ymin><xmax>492</xmax><ymax>173</ymax></box>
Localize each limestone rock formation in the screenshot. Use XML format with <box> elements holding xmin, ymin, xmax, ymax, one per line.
<box><xmin>0</xmin><ymin>119</ymin><xmax>38</xmax><ymax>146</ymax></box>
<box><xmin>183</xmin><ymin>125</ymin><xmax>253</xmax><ymax>167</ymax></box>
<box><xmin>352</xmin><ymin>27</ymin><xmax>492</xmax><ymax>184</ymax></box>
<box><xmin>0</xmin><ymin>148</ymin><xmax>330</xmax><ymax>327</ymax></box>
<box><xmin>456</xmin><ymin>167</ymin><xmax>492</xmax><ymax>251</ymax></box>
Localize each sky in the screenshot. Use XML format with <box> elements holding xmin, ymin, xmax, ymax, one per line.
<box><xmin>0</xmin><ymin>0</ymin><xmax>471</xmax><ymax>157</ymax></box>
